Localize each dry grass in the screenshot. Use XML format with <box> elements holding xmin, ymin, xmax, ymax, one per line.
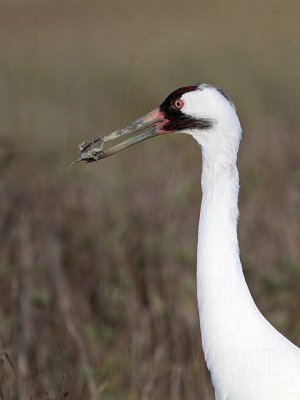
<box><xmin>0</xmin><ymin>1</ymin><xmax>299</xmax><ymax>399</ymax></box>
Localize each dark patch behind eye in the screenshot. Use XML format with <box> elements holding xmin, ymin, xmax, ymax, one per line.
<box><xmin>163</xmin><ymin>115</ymin><xmax>214</xmax><ymax>132</ymax></box>
<box><xmin>159</xmin><ymin>85</ymin><xmax>214</xmax><ymax>132</ymax></box>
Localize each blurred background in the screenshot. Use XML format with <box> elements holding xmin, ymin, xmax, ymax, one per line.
<box><xmin>0</xmin><ymin>1</ymin><xmax>300</xmax><ymax>399</ymax></box>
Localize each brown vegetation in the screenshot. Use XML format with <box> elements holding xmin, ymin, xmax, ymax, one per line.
<box><xmin>0</xmin><ymin>1</ymin><xmax>299</xmax><ymax>399</ymax></box>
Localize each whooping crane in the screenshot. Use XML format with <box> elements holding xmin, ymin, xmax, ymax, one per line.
<box><xmin>78</xmin><ymin>84</ymin><xmax>300</xmax><ymax>399</ymax></box>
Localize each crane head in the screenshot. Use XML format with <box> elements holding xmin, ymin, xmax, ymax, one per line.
<box><xmin>74</xmin><ymin>83</ymin><xmax>240</xmax><ymax>165</ymax></box>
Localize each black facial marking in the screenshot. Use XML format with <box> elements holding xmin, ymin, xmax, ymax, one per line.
<box><xmin>163</xmin><ymin>115</ymin><xmax>214</xmax><ymax>132</ymax></box>
<box><xmin>159</xmin><ymin>85</ymin><xmax>214</xmax><ymax>132</ymax></box>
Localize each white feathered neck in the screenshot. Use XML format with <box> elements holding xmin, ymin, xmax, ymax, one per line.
<box><xmin>188</xmin><ymin>90</ymin><xmax>300</xmax><ymax>399</ymax></box>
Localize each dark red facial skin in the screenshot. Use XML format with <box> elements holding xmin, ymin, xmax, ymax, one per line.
<box><xmin>160</xmin><ymin>86</ymin><xmax>196</xmax><ymax>115</ymax></box>
<box><xmin>159</xmin><ymin>85</ymin><xmax>213</xmax><ymax>133</ymax></box>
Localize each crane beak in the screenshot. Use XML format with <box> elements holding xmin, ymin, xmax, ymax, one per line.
<box><xmin>75</xmin><ymin>108</ymin><xmax>167</xmax><ymax>164</ymax></box>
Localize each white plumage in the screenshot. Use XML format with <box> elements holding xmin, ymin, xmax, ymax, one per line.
<box><xmin>184</xmin><ymin>86</ymin><xmax>300</xmax><ymax>399</ymax></box>
<box><xmin>79</xmin><ymin>83</ymin><xmax>300</xmax><ymax>399</ymax></box>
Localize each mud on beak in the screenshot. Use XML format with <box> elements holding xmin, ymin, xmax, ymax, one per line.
<box><xmin>74</xmin><ymin>108</ymin><xmax>167</xmax><ymax>165</ymax></box>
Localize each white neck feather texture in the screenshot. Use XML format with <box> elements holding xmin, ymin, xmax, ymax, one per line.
<box><xmin>182</xmin><ymin>85</ymin><xmax>300</xmax><ymax>398</ymax></box>
<box><xmin>191</xmin><ymin>107</ymin><xmax>300</xmax><ymax>400</ymax></box>
<box><xmin>197</xmin><ymin>133</ymin><xmax>257</xmax><ymax>389</ymax></box>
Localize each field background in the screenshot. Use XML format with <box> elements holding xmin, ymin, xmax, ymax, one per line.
<box><xmin>0</xmin><ymin>1</ymin><xmax>300</xmax><ymax>399</ymax></box>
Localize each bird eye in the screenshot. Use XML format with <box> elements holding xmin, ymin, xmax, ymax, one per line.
<box><xmin>174</xmin><ymin>99</ymin><xmax>184</xmax><ymax>109</ymax></box>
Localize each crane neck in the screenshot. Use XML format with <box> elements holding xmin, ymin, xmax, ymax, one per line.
<box><xmin>199</xmin><ymin>153</ymin><xmax>240</xmax><ymax>281</ymax></box>
<box><xmin>196</xmin><ymin>145</ymin><xmax>260</xmax><ymax>386</ymax></box>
